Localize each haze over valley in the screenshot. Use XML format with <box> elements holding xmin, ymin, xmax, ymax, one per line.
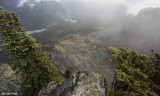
<box><xmin>0</xmin><ymin>0</ymin><xmax>160</xmax><ymax>95</ymax></box>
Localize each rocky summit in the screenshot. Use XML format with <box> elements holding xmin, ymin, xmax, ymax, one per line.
<box><xmin>39</xmin><ymin>72</ymin><xmax>107</xmax><ymax>96</ymax></box>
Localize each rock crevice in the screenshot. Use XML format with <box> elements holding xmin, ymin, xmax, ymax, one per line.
<box><xmin>39</xmin><ymin>72</ymin><xmax>108</xmax><ymax>96</ymax></box>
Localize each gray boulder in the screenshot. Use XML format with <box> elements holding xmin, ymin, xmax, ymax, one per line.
<box><xmin>0</xmin><ymin>64</ymin><xmax>14</xmax><ymax>80</ymax></box>
<box><xmin>39</xmin><ymin>72</ymin><xmax>107</xmax><ymax>96</ymax></box>
<box><xmin>38</xmin><ymin>81</ymin><xmax>58</xmax><ymax>96</ymax></box>
<box><xmin>68</xmin><ymin>72</ymin><xmax>106</xmax><ymax>96</ymax></box>
<box><xmin>0</xmin><ymin>78</ymin><xmax>22</xmax><ymax>96</ymax></box>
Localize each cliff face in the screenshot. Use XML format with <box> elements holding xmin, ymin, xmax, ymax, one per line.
<box><xmin>39</xmin><ymin>72</ymin><xmax>107</xmax><ymax>96</ymax></box>
<box><xmin>49</xmin><ymin>33</ymin><xmax>115</xmax><ymax>88</ymax></box>
<box><xmin>0</xmin><ymin>64</ymin><xmax>110</xmax><ymax>96</ymax></box>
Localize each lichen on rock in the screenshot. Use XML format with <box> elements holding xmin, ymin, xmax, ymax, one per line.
<box><xmin>39</xmin><ymin>72</ymin><xmax>107</xmax><ymax>96</ymax></box>
<box><xmin>68</xmin><ymin>72</ymin><xmax>106</xmax><ymax>96</ymax></box>
<box><xmin>0</xmin><ymin>64</ymin><xmax>14</xmax><ymax>80</ymax></box>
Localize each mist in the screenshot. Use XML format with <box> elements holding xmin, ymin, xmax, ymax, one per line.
<box><xmin>6</xmin><ymin>0</ymin><xmax>160</xmax><ymax>54</ymax></box>
<box><xmin>17</xmin><ymin>0</ymin><xmax>160</xmax><ymax>14</ymax></box>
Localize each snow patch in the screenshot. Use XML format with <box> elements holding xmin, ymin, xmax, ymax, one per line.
<box><xmin>64</xmin><ymin>18</ymin><xmax>77</xmax><ymax>23</ymax></box>
<box><xmin>27</xmin><ymin>29</ymin><xmax>46</xmax><ymax>34</ymax></box>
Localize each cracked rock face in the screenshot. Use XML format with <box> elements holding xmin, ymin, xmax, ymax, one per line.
<box><xmin>68</xmin><ymin>72</ymin><xmax>106</xmax><ymax>96</ymax></box>
<box><xmin>39</xmin><ymin>72</ymin><xmax>107</xmax><ymax>96</ymax></box>
<box><xmin>38</xmin><ymin>81</ymin><xmax>58</xmax><ymax>96</ymax></box>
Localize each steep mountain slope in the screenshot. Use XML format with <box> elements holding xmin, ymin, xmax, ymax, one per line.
<box><xmin>96</xmin><ymin>7</ymin><xmax>160</xmax><ymax>54</ymax></box>
<box><xmin>0</xmin><ymin>0</ymin><xmax>127</xmax><ymax>30</ymax></box>
<box><xmin>0</xmin><ymin>0</ymin><xmax>68</xmax><ymax>30</ymax></box>
<box><xmin>49</xmin><ymin>33</ymin><xmax>115</xmax><ymax>87</ymax></box>
<box><xmin>120</xmin><ymin>7</ymin><xmax>160</xmax><ymax>53</ymax></box>
<box><xmin>0</xmin><ymin>0</ymin><xmax>18</xmax><ymax>10</ymax></box>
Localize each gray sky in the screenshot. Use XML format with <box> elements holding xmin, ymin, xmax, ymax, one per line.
<box><xmin>81</xmin><ymin>0</ymin><xmax>160</xmax><ymax>15</ymax></box>
<box><xmin>18</xmin><ymin>0</ymin><xmax>160</xmax><ymax>15</ymax></box>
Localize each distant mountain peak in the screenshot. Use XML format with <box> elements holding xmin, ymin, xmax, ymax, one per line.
<box><xmin>138</xmin><ymin>7</ymin><xmax>160</xmax><ymax>16</ymax></box>
<box><xmin>136</xmin><ymin>7</ymin><xmax>160</xmax><ymax>22</ymax></box>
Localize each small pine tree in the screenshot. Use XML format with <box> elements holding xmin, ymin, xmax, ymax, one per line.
<box><xmin>109</xmin><ymin>47</ymin><xmax>160</xmax><ymax>96</ymax></box>
<box><xmin>0</xmin><ymin>7</ymin><xmax>64</xmax><ymax>96</ymax></box>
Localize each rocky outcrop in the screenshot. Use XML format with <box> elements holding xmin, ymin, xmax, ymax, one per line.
<box><xmin>67</xmin><ymin>72</ymin><xmax>106</xmax><ymax>96</ymax></box>
<box><xmin>39</xmin><ymin>72</ymin><xmax>107</xmax><ymax>96</ymax></box>
<box><xmin>0</xmin><ymin>64</ymin><xmax>14</xmax><ymax>80</ymax></box>
<box><xmin>38</xmin><ymin>81</ymin><xmax>58</xmax><ymax>96</ymax></box>
<box><xmin>0</xmin><ymin>78</ymin><xmax>22</xmax><ymax>96</ymax></box>
<box><xmin>0</xmin><ymin>64</ymin><xmax>22</xmax><ymax>95</ymax></box>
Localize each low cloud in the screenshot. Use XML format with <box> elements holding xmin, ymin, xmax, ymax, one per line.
<box><xmin>17</xmin><ymin>0</ymin><xmax>61</xmax><ymax>7</ymax></box>
<box><xmin>18</xmin><ymin>0</ymin><xmax>160</xmax><ymax>15</ymax></box>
